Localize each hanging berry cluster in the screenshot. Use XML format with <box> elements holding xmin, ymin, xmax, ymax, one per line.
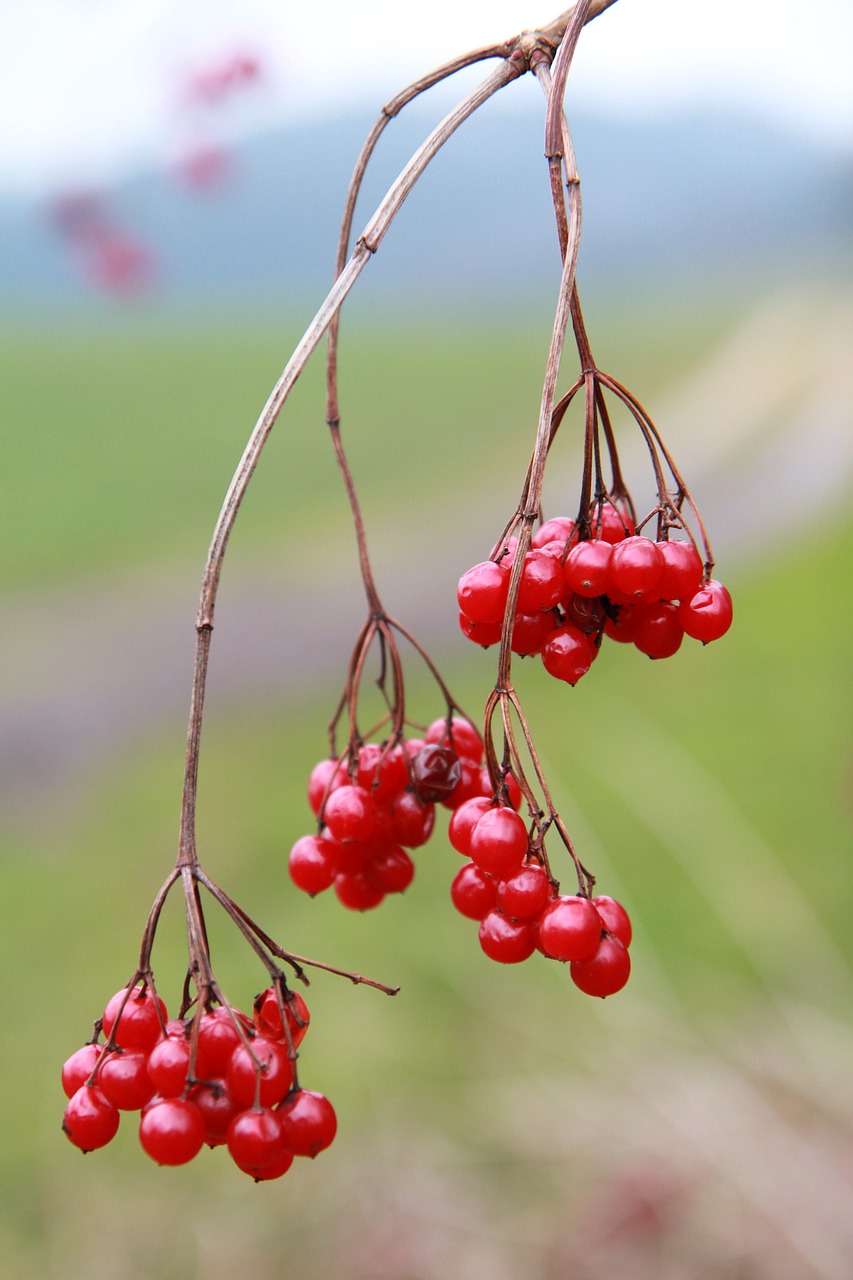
<box><xmin>61</xmin><ymin>0</ymin><xmax>734</xmax><ymax>1178</ymax></box>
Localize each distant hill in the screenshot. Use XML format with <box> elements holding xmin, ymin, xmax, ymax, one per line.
<box><xmin>1</xmin><ymin>100</ymin><xmax>849</xmax><ymax>313</ymax></box>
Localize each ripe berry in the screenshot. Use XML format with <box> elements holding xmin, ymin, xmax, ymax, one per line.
<box><xmin>678</xmin><ymin>579</ymin><xmax>733</xmax><ymax>643</ymax></box>
<box><xmin>146</xmin><ymin>1036</ymin><xmax>193</xmax><ymax>1098</ymax></box>
<box><xmin>383</xmin><ymin>790</ymin><xmax>435</xmax><ymax>848</ymax></box>
<box><xmin>366</xmin><ymin>845</ymin><xmax>415</xmax><ymax>894</ymax></box>
<box><xmin>288</xmin><ymin>833</ymin><xmax>340</xmax><ymax>894</ymax></box>
<box><xmin>478</xmin><ymin>909</ymin><xmax>537</xmax><ymax>964</ymax></box>
<box><xmin>227</xmin><ymin>1107</ymin><xmax>287</xmax><ymax>1177</ymax></box>
<box><xmin>102</xmin><ymin>985</ymin><xmax>167</xmax><ymax>1052</ymax></box>
<box><xmin>277</xmin><ymin>1089</ymin><xmax>338</xmax><ymax>1157</ymax></box>
<box><xmin>591</xmin><ymin>895</ymin><xmax>632</xmax><ymax>947</ymax></box>
<box><xmin>564</xmin><ymin>539</ymin><xmax>612</xmax><ymax>597</ymax></box>
<box><xmin>227</xmin><ymin>1038</ymin><xmax>294</xmax><ymax>1109</ymax></box>
<box><xmin>450</xmin><ymin>861</ymin><xmax>498</xmax><ymax>920</ymax></box>
<box><xmin>356</xmin><ymin>741</ymin><xmax>409</xmax><ymax>800</ymax></box>
<box><xmin>517</xmin><ymin>548</ymin><xmax>564</xmax><ymax>612</ymax></box>
<box><xmin>61</xmin><ymin>1044</ymin><xmax>102</xmax><ymax>1099</ymax></box>
<box><xmin>570</xmin><ymin>934</ymin><xmax>631</xmax><ymax>997</ymax></box>
<box><xmin>458</xmin><ymin>611</ymin><xmax>502</xmax><ymax>647</ymax></box>
<box><xmin>633</xmin><ymin>601</ymin><xmax>684</xmax><ymax>659</ymax></box>
<box><xmin>456</xmin><ymin>560</ymin><xmax>510</xmax><ymax>624</ymax></box>
<box><xmin>591</xmin><ymin>502</ymin><xmax>634</xmax><ymax>543</ymax></box>
<box><xmin>254</xmin><ymin>988</ymin><xmax>310</xmax><ymax>1047</ymax></box>
<box><xmin>511</xmin><ymin>609</ymin><xmax>557</xmax><ymax>657</ymax></box>
<box><xmin>196</xmin><ymin>1007</ymin><xmax>246</xmax><ymax>1075</ymax></box>
<box><xmin>532</xmin><ymin>516</ymin><xmax>576</xmax><ymax>549</ymax></box>
<box><xmin>322</xmin><ymin>785</ymin><xmax>376</xmax><ymax>843</ymax></box>
<box><xmin>657</xmin><ymin>539</ymin><xmax>703</xmax><ymax>600</ymax></box>
<box><xmin>541</xmin><ymin>625</ymin><xmax>595</xmax><ymax>685</ymax></box>
<box><xmin>189</xmin><ymin>1078</ymin><xmax>241</xmax><ymax>1148</ymax></box>
<box><xmin>537</xmin><ymin>895</ymin><xmax>603</xmax><ymax>961</ymax></box>
<box><xmin>607</xmin><ymin>536</ymin><xmax>664</xmax><ymax>602</ymax></box>
<box><xmin>334</xmin><ymin>869</ymin><xmax>385</xmax><ymax>911</ymax></box>
<box><xmin>306</xmin><ymin>757</ymin><xmax>345</xmax><ymax>815</ymax></box>
<box><xmin>425</xmin><ymin>717</ymin><xmax>483</xmax><ymax>765</ymax></box>
<box><xmin>448</xmin><ymin>796</ymin><xmax>494</xmax><ymax>856</ymax></box>
<box><xmin>63</xmin><ymin>1084</ymin><xmax>120</xmax><ymax>1152</ymax></box>
<box><xmin>469</xmin><ymin>807</ymin><xmax>528</xmax><ymax>879</ymax></box>
<box><xmin>496</xmin><ymin>863</ymin><xmax>552</xmax><ymax>920</ymax></box>
<box><xmin>97</xmin><ymin>1048</ymin><xmax>155</xmax><ymax>1111</ymax></box>
<box><xmin>139</xmin><ymin>1097</ymin><xmax>206</xmax><ymax>1166</ymax></box>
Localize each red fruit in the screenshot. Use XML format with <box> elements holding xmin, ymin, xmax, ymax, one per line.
<box><xmin>633</xmin><ymin>601</ymin><xmax>684</xmax><ymax>659</ymax></box>
<box><xmin>541</xmin><ymin>625</ymin><xmax>595</xmax><ymax>685</ymax></box>
<box><xmin>570</xmin><ymin>934</ymin><xmax>631</xmax><ymax>997</ymax></box>
<box><xmin>102</xmin><ymin>985</ymin><xmax>167</xmax><ymax>1052</ymax></box>
<box><xmin>288</xmin><ymin>833</ymin><xmax>340</xmax><ymax>895</ymax></box>
<box><xmin>459</xmin><ymin>610</ymin><xmax>502</xmax><ymax>647</ymax></box>
<box><xmin>63</xmin><ymin>1084</ymin><xmax>120</xmax><ymax>1152</ymax></box>
<box><xmin>511</xmin><ymin>609</ymin><xmax>557</xmax><ymax>656</ymax></box>
<box><xmin>410</xmin><ymin>744</ymin><xmax>462</xmax><ymax>803</ymax></box>
<box><xmin>97</xmin><ymin>1048</ymin><xmax>155</xmax><ymax>1111</ymax></box>
<box><xmin>591</xmin><ymin>503</ymin><xmax>635</xmax><ymax>543</ymax></box>
<box><xmin>657</xmin><ymin>539</ymin><xmax>703</xmax><ymax>601</ymax></box>
<box><xmin>227</xmin><ymin>1107</ymin><xmax>287</xmax><ymax>1177</ymax></box>
<box><xmin>456</xmin><ymin>560</ymin><xmax>510</xmax><ymax>625</ymax></box>
<box><xmin>254</xmin><ymin>988</ymin><xmax>310</xmax><ymax>1047</ymax></box>
<box><xmin>196</xmin><ymin>1007</ymin><xmax>246</xmax><ymax>1076</ymax></box>
<box><xmin>252</xmin><ymin>1146</ymin><xmax>296</xmax><ymax>1181</ymax></box>
<box><xmin>306</xmin><ymin>757</ymin><xmax>345</xmax><ymax>815</ymax></box>
<box><xmin>334</xmin><ymin>869</ymin><xmax>385</xmax><ymax>911</ymax></box>
<box><xmin>607</xmin><ymin>536</ymin><xmax>664</xmax><ymax>602</ymax></box>
<box><xmin>564</xmin><ymin>540</ymin><xmax>612</xmax><ymax>598</ymax></box>
<box><xmin>322</xmin><ymin>784</ymin><xmax>376</xmax><ymax>843</ymax></box>
<box><xmin>538</xmin><ymin>895</ymin><xmax>603</xmax><ymax>961</ymax></box>
<box><xmin>478</xmin><ymin>910</ymin><xmax>536</xmax><ymax>964</ymax></box>
<box><xmin>517</xmin><ymin>548</ymin><xmax>564</xmax><ymax>612</ymax></box>
<box><xmin>591</xmin><ymin>895</ymin><xmax>633</xmax><ymax>947</ymax></box>
<box><xmin>469</xmin><ymin>807</ymin><xmax>528</xmax><ymax>878</ymax></box>
<box><xmin>532</xmin><ymin>516</ymin><xmax>576</xmax><ymax>549</ymax></box>
<box><xmin>61</xmin><ymin>1044</ymin><xmax>102</xmax><ymax>1099</ymax></box>
<box><xmin>147</xmin><ymin>1037</ymin><xmax>193</xmax><ymax>1098</ymax></box>
<box><xmin>678</xmin><ymin>579</ymin><xmax>733</xmax><ymax>643</ymax></box>
<box><xmin>356</xmin><ymin>741</ymin><xmax>409</xmax><ymax>800</ymax></box>
<box><xmin>480</xmin><ymin>768</ymin><xmax>522</xmax><ymax>810</ymax></box>
<box><xmin>448</xmin><ymin>796</ymin><xmax>494</xmax><ymax>856</ymax></box>
<box><xmin>277</xmin><ymin>1089</ymin><xmax>338</xmax><ymax>1157</ymax></box>
<box><xmin>189</xmin><ymin>1078</ymin><xmax>241</xmax><ymax>1147</ymax></box>
<box><xmin>366</xmin><ymin>845</ymin><xmax>415</xmax><ymax>894</ymax></box>
<box><xmin>603</xmin><ymin>603</ymin><xmax>641</xmax><ymax>643</ymax></box>
<box><xmin>441</xmin><ymin>757</ymin><xmax>487</xmax><ymax>811</ymax></box>
<box><xmin>564</xmin><ymin>592</ymin><xmax>607</xmax><ymax>638</ymax></box>
<box><xmin>425</xmin><ymin>717</ymin><xmax>483</xmax><ymax>764</ymax></box>
<box><xmin>139</xmin><ymin>1097</ymin><xmax>206</xmax><ymax>1166</ymax></box>
<box><xmin>496</xmin><ymin>863</ymin><xmax>553</xmax><ymax>920</ymax></box>
<box><xmin>450</xmin><ymin>861</ymin><xmax>498</xmax><ymax>920</ymax></box>
<box><xmin>384</xmin><ymin>790</ymin><xmax>435</xmax><ymax>848</ymax></box>
<box><xmin>227</xmin><ymin>1038</ymin><xmax>294</xmax><ymax>1109</ymax></box>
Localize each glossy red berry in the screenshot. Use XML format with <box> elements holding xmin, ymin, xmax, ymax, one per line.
<box><xmin>541</xmin><ymin>625</ymin><xmax>595</xmax><ymax>685</ymax></box>
<box><xmin>633</xmin><ymin>601</ymin><xmax>684</xmax><ymax>659</ymax></box>
<box><xmin>657</xmin><ymin>539</ymin><xmax>703</xmax><ymax>601</ymax></box>
<box><xmin>410</xmin><ymin>744</ymin><xmax>462</xmax><ymax>803</ymax></box>
<box><xmin>97</xmin><ymin>1048</ymin><xmax>155</xmax><ymax>1111</ymax></box>
<box><xmin>334</xmin><ymin>868</ymin><xmax>386</xmax><ymax>911</ymax></box>
<box><xmin>591</xmin><ymin>895</ymin><xmax>632</xmax><ymax>947</ymax></box>
<box><xmin>570</xmin><ymin>934</ymin><xmax>631</xmax><ymax>997</ymax></box>
<box><xmin>607</xmin><ymin>536</ymin><xmax>664</xmax><ymax>602</ymax></box>
<box><xmin>196</xmin><ymin>1007</ymin><xmax>246</xmax><ymax>1076</ymax></box>
<box><xmin>356</xmin><ymin>741</ymin><xmax>409</xmax><ymax>800</ymax></box>
<box><xmin>227</xmin><ymin>1106</ymin><xmax>287</xmax><ymax>1177</ymax></box>
<box><xmin>367</xmin><ymin>844</ymin><xmax>415</xmax><ymax>894</ymax></box>
<box><xmin>537</xmin><ymin>895</ymin><xmax>603</xmax><ymax>961</ymax></box>
<box><xmin>139</xmin><ymin>1097</ymin><xmax>206</xmax><ymax>1165</ymax></box>
<box><xmin>496</xmin><ymin>862</ymin><xmax>553</xmax><ymax>920</ymax></box>
<box><xmin>478</xmin><ymin>909</ymin><xmax>537</xmax><ymax>964</ymax></box>
<box><xmin>277</xmin><ymin>1089</ymin><xmax>338</xmax><ymax>1157</ymax></box>
<box><xmin>146</xmin><ymin>1037</ymin><xmax>193</xmax><ymax>1098</ymax></box>
<box><xmin>532</xmin><ymin>516</ymin><xmax>576</xmax><ymax>549</ymax></box>
<box><xmin>189</xmin><ymin>1078</ymin><xmax>241</xmax><ymax>1147</ymax></box>
<box><xmin>458</xmin><ymin>610</ymin><xmax>502</xmax><ymax>647</ymax></box>
<box><xmin>61</xmin><ymin>1044</ymin><xmax>102</xmax><ymax>1099</ymax></box>
<box><xmin>102</xmin><ymin>986</ymin><xmax>167</xmax><ymax>1052</ymax></box>
<box><xmin>511</xmin><ymin>609</ymin><xmax>557</xmax><ymax>657</ymax></box>
<box><xmin>603</xmin><ymin>603</ymin><xmax>641</xmax><ymax>643</ymax></box>
<box><xmin>469</xmin><ymin>806</ymin><xmax>528</xmax><ymax>878</ymax></box>
<box><xmin>678</xmin><ymin>579</ymin><xmax>733</xmax><ymax>642</ymax></box>
<box><xmin>63</xmin><ymin>1084</ymin><xmax>120</xmax><ymax>1152</ymax></box>
<box><xmin>450</xmin><ymin>861</ymin><xmax>498</xmax><ymax>920</ymax></box>
<box><xmin>456</xmin><ymin>560</ymin><xmax>510</xmax><ymax>624</ymax></box>
<box><xmin>448</xmin><ymin>796</ymin><xmax>494</xmax><ymax>856</ymax></box>
<box><xmin>517</xmin><ymin>548</ymin><xmax>564</xmax><ymax>612</ymax></box>
<box><xmin>227</xmin><ymin>1038</ymin><xmax>294</xmax><ymax>1109</ymax></box>
<box><xmin>383</xmin><ymin>790</ymin><xmax>435</xmax><ymax>848</ymax></box>
<box><xmin>591</xmin><ymin>503</ymin><xmax>634</xmax><ymax>543</ymax></box>
<box><xmin>253</xmin><ymin>987</ymin><xmax>311</xmax><ymax>1047</ymax></box>
<box><xmin>322</xmin><ymin>784</ymin><xmax>376</xmax><ymax>843</ymax></box>
<box><xmin>425</xmin><ymin>717</ymin><xmax>483</xmax><ymax>764</ymax></box>
<box><xmin>564</xmin><ymin>539</ymin><xmax>612</xmax><ymax>597</ymax></box>
<box><xmin>288</xmin><ymin>833</ymin><xmax>340</xmax><ymax>894</ymax></box>
<box><xmin>306</xmin><ymin>757</ymin><xmax>345</xmax><ymax>814</ymax></box>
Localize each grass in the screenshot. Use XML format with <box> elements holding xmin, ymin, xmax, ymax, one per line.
<box><xmin>2</xmin><ymin>302</ymin><xmax>851</xmax><ymax>1278</ymax></box>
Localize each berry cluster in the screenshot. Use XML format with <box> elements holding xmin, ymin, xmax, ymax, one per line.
<box><xmin>448</xmin><ymin>797</ymin><xmax>632</xmax><ymax>997</ymax></box>
<box><xmin>62</xmin><ymin>982</ymin><xmax>336</xmax><ymax>1181</ymax></box>
<box><xmin>289</xmin><ymin>718</ymin><xmax>522</xmax><ymax>910</ymax></box>
<box><xmin>457</xmin><ymin>510</ymin><xmax>732</xmax><ymax>683</ymax></box>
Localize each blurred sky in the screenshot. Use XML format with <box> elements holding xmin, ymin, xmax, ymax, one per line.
<box><xmin>1</xmin><ymin>0</ymin><xmax>851</xmax><ymax>197</ymax></box>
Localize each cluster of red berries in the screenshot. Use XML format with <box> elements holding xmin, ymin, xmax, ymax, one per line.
<box><xmin>448</xmin><ymin>797</ymin><xmax>632</xmax><ymax>996</ymax></box>
<box><xmin>457</xmin><ymin>509</ymin><xmax>732</xmax><ymax>683</ymax></box>
<box><xmin>61</xmin><ymin>982</ymin><xmax>336</xmax><ymax>1180</ymax></box>
<box><xmin>289</xmin><ymin>718</ymin><xmax>520</xmax><ymax>911</ymax></box>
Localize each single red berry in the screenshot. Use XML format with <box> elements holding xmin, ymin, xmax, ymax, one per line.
<box><xmin>227</xmin><ymin>1037</ymin><xmax>294</xmax><ymax>1109</ymax></box>
<box><xmin>564</xmin><ymin>539</ymin><xmax>612</xmax><ymax>598</ymax></box>
<box><xmin>441</xmin><ymin>757</ymin><xmax>488</xmax><ymax>810</ymax></box>
<box><xmin>322</xmin><ymin>784</ymin><xmax>376</xmax><ymax>843</ymax></box>
<box><xmin>591</xmin><ymin>895</ymin><xmax>633</xmax><ymax>948</ymax></box>
<box><xmin>356</xmin><ymin>741</ymin><xmax>409</xmax><ymax>801</ymax></box>
<box><xmin>188</xmin><ymin>1077</ymin><xmax>241</xmax><ymax>1147</ymax></box>
<box><xmin>306</xmin><ymin>757</ymin><xmax>346</xmax><ymax>815</ymax></box>
<box><xmin>146</xmin><ymin>1036</ymin><xmax>193</xmax><ymax>1098</ymax></box>
<box><xmin>139</xmin><ymin>1097</ymin><xmax>206</xmax><ymax>1166</ymax></box>
<box><xmin>252</xmin><ymin>1146</ymin><xmax>296</xmax><ymax>1181</ymax></box>
<box><xmin>603</xmin><ymin>603</ymin><xmax>641</xmax><ymax>643</ymax></box>
<box><xmin>425</xmin><ymin>717</ymin><xmax>483</xmax><ymax>765</ymax></box>
<box><xmin>196</xmin><ymin>1007</ymin><xmax>246</xmax><ymax>1076</ymax></box>
<box><xmin>678</xmin><ymin>579</ymin><xmax>733</xmax><ymax>643</ymax></box>
<box><xmin>456</xmin><ymin>560</ymin><xmax>510</xmax><ymax>624</ymax></box>
<box><xmin>532</xmin><ymin>516</ymin><xmax>576</xmax><ymax>549</ymax></box>
<box><xmin>496</xmin><ymin>863</ymin><xmax>553</xmax><ymax>920</ymax></box>
<box><xmin>541</xmin><ymin>625</ymin><xmax>595</xmax><ymax>685</ymax></box>
<box><xmin>570</xmin><ymin>934</ymin><xmax>631</xmax><ymax>997</ymax></box>
<box><xmin>410</xmin><ymin>744</ymin><xmax>462</xmax><ymax>803</ymax></box>
<box><xmin>478</xmin><ymin>910</ymin><xmax>536</xmax><ymax>964</ymax></box>
<box><xmin>63</xmin><ymin>1084</ymin><xmax>120</xmax><ymax>1152</ymax></box>
<box><xmin>227</xmin><ymin>1106</ymin><xmax>287</xmax><ymax>1177</ymax></box>
<box><xmin>277</xmin><ymin>1089</ymin><xmax>338</xmax><ymax>1158</ymax></box>
<box><xmin>591</xmin><ymin>503</ymin><xmax>635</xmax><ymax>543</ymax></box>
<box><xmin>459</xmin><ymin>610</ymin><xmax>502</xmax><ymax>647</ymax></box>
<box><xmin>517</xmin><ymin>548</ymin><xmax>564</xmax><ymax>612</ymax></box>
<box><xmin>448</xmin><ymin>796</ymin><xmax>494</xmax><ymax>856</ymax></box>
<box><xmin>564</xmin><ymin>593</ymin><xmax>607</xmax><ymax>637</ymax></box>
<box><xmin>334</xmin><ymin>869</ymin><xmax>385</xmax><ymax>911</ymax></box>
<box><xmin>657</xmin><ymin>539</ymin><xmax>703</xmax><ymax>601</ymax></box>
<box><xmin>97</xmin><ymin>1047</ymin><xmax>155</xmax><ymax>1111</ymax></box>
<box><xmin>254</xmin><ymin>988</ymin><xmax>310</xmax><ymax>1048</ymax></box>
<box><xmin>633</xmin><ymin>601</ymin><xmax>684</xmax><ymax>659</ymax></box>
<box><xmin>383</xmin><ymin>790</ymin><xmax>435</xmax><ymax>848</ymax></box>
<box><xmin>450</xmin><ymin>861</ymin><xmax>498</xmax><ymax>920</ymax></box>
<box><xmin>102</xmin><ymin>985</ymin><xmax>167</xmax><ymax>1052</ymax></box>
<box><xmin>607</xmin><ymin>536</ymin><xmax>664</xmax><ymax>602</ymax></box>
<box><xmin>469</xmin><ymin>807</ymin><xmax>528</xmax><ymax>879</ymax></box>
<box><xmin>511</xmin><ymin>609</ymin><xmax>557</xmax><ymax>657</ymax></box>
<box><xmin>367</xmin><ymin>845</ymin><xmax>415</xmax><ymax>894</ymax></box>
<box><xmin>537</xmin><ymin>895</ymin><xmax>603</xmax><ymax>961</ymax></box>
<box><xmin>288</xmin><ymin>833</ymin><xmax>340</xmax><ymax>895</ymax></box>
<box><xmin>61</xmin><ymin>1043</ymin><xmax>102</xmax><ymax>1099</ymax></box>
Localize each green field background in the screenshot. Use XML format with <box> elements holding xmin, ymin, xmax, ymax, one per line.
<box><xmin>2</xmin><ymin>292</ymin><xmax>851</xmax><ymax>1279</ymax></box>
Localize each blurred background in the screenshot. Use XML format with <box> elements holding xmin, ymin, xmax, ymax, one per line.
<box><xmin>2</xmin><ymin>1</ymin><xmax>852</xmax><ymax>1277</ymax></box>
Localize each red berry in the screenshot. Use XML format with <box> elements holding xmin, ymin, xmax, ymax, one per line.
<box><xmin>425</xmin><ymin>717</ymin><xmax>483</xmax><ymax>764</ymax></box>
<box><xmin>63</xmin><ymin>1084</ymin><xmax>120</xmax><ymax>1152</ymax></box>
<box><xmin>307</xmin><ymin>757</ymin><xmax>345</xmax><ymax>815</ymax></box>
<box><xmin>459</xmin><ymin>610</ymin><xmax>502</xmax><ymax>647</ymax></box>
<box><xmin>102</xmin><ymin>986</ymin><xmax>167</xmax><ymax>1052</ymax></box>
<box><xmin>457</xmin><ymin>560</ymin><xmax>510</xmax><ymax>624</ymax></box>
<box><xmin>189</xmin><ymin>1077</ymin><xmax>241</xmax><ymax>1147</ymax></box>
<box><xmin>277</xmin><ymin>1089</ymin><xmax>338</xmax><ymax>1157</ymax></box>
<box><xmin>633</xmin><ymin>601</ymin><xmax>684</xmax><ymax>659</ymax></box>
<box><xmin>254</xmin><ymin>988</ymin><xmax>310</xmax><ymax>1048</ymax></box>
<box><xmin>537</xmin><ymin>895</ymin><xmax>603</xmax><ymax>961</ymax></box>
<box><xmin>478</xmin><ymin>910</ymin><xmax>536</xmax><ymax>964</ymax></box>
<box><xmin>603</xmin><ymin>603</ymin><xmax>641</xmax><ymax>643</ymax></box>
<box><xmin>227</xmin><ymin>1106</ymin><xmax>287</xmax><ymax>1177</ymax></box>
<box><xmin>450</xmin><ymin>862</ymin><xmax>498</xmax><ymax>920</ymax></box>
<box><xmin>541</xmin><ymin>625</ymin><xmax>595</xmax><ymax>685</ymax></box>
<box><xmin>496</xmin><ymin>863</ymin><xmax>553</xmax><ymax>920</ymax></box>
<box><xmin>517</xmin><ymin>548</ymin><xmax>564</xmax><ymax>612</ymax></box>
<box><xmin>334</xmin><ymin>869</ymin><xmax>386</xmax><ymax>911</ymax></box>
<box><xmin>480</xmin><ymin>768</ymin><xmax>523</xmax><ymax>810</ymax></box>
<box><xmin>591</xmin><ymin>503</ymin><xmax>634</xmax><ymax>543</ymax></box>
<box><xmin>196</xmin><ymin>1007</ymin><xmax>246</xmax><ymax>1076</ymax></box>
<box><xmin>657</xmin><ymin>539</ymin><xmax>703</xmax><ymax>601</ymax></box>
<box><xmin>356</xmin><ymin>741</ymin><xmax>409</xmax><ymax>800</ymax></box>
<box><xmin>288</xmin><ymin>833</ymin><xmax>340</xmax><ymax>894</ymax></box>
<box><xmin>97</xmin><ymin>1048</ymin><xmax>155</xmax><ymax>1111</ymax></box>
<box><xmin>147</xmin><ymin>1037</ymin><xmax>193</xmax><ymax>1098</ymax></box>
<box><xmin>591</xmin><ymin>895</ymin><xmax>633</xmax><ymax>947</ymax></box>
<box><xmin>511</xmin><ymin>609</ymin><xmax>557</xmax><ymax>656</ymax></box>
<box><xmin>564</xmin><ymin>539</ymin><xmax>612</xmax><ymax>597</ymax></box>
<box><xmin>448</xmin><ymin>796</ymin><xmax>494</xmax><ymax>856</ymax></box>
<box><xmin>532</xmin><ymin>516</ymin><xmax>576</xmax><ymax>549</ymax></box>
<box><xmin>607</xmin><ymin>536</ymin><xmax>664</xmax><ymax>602</ymax></box>
<box><xmin>139</xmin><ymin>1097</ymin><xmax>206</xmax><ymax>1165</ymax></box>
<box><xmin>570</xmin><ymin>934</ymin><xmax>631</xmax><ymax>997</ymax></box>
<box><xmin>469</xmin><ymin>807</ymin><xmax>528</xmax><ymax>879</ymax></box>
<box><xmin>366</xmin><ymin>844</ymin><xmax>415</xmax><ymax>894</ymax></box>
<box><xmin>227</xmin><ymin>1038</ymin><xmax>294</xmax><ymax>1109</ymax></box>
<box><xmin>410</xmin><ymin>744</ymin><xmax>462</xmax><ymax>803</ymax></box>
<box><xmin>252</xmin><ymin>1146</ymin><xmax>296</xmax><ymax>1181</ymax></box>
<box><xmin>61</xmin><ymin>1044</ymin><xmax>102</xmax><ymax>1099</ymax></box>
<box><xmin>384</xmin><ymin>790</ymin><xmax>435</xmax><ymax>848</ymax></box>
<box><xmin>678</xmin><ymin>579</ymin><xmax>733</xmax><ymax>642</ymax></box>
<box><xmin>322</xmin><ymin>784</ymin><xmax>376</xmax><ymax>843</ymax></box>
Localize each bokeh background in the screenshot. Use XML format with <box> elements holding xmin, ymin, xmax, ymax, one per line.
<box><xmin>2</xmin><ymin>2</ymin><xmax>852</xmax><ymax>1277</ymax></box>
